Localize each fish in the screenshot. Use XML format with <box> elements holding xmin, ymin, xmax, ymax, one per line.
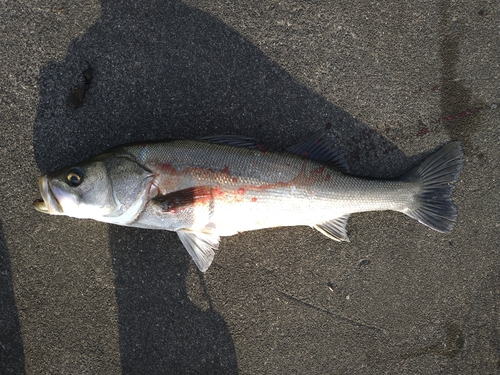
<box><xmin>34</xmin><ymin>131</ymin><xmax>464</xmax><ymax>272</ymax></box>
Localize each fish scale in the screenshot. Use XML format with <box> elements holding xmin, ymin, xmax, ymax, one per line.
<box><xmin>35</xmin><ymin>133</ymin><xmax>464</xmax><ymax>272</ymax></box>
<box><xmin>127</xmin><ymin>141</ymin><xmax>412</xmax><ymax>233</ymax></box>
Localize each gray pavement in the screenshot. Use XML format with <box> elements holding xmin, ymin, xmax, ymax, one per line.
<box><xmin>1</xmin><ymin>0</ymin><xmax>499</xmax><ymax>373</ymax></box>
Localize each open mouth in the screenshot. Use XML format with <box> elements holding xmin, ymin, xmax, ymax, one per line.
<box><xmin>33</xmin><ymin>198</ymin><xmax>48</xmax><ymax>212</ymax></box>
<box><xmin>34</xmin><ymin>176</ymin><xmax>63</xmax><ymax>214</ymax></box>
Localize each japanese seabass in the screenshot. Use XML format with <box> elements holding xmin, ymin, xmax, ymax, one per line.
<box><xmin>34</xmin><ymin>134</ymin><xmax>464</xmax><ymax>272</ymax></box>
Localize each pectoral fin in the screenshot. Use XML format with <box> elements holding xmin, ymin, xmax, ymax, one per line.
<box><xmin>313</xmin><ymin>214</ymin><xmax>351</xmax><ymax>242</ymax></box>
<box><xmin>153</xmin><ymin>186</ymin><xmax>214</xmax><ymax>212</ymax></box>
<box><xmin>177</xmin><ymin>229</ymin><xmax>219</xmax><ymax>272</ymax></box>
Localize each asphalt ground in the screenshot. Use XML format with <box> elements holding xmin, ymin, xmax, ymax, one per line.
<box><xmin>1</xmin><ymin>0</ymin><xmax>499</xmax><ymax>373</ymax></box>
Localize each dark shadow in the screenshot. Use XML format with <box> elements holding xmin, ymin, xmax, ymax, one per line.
<box><xmin>439</xmin><ymin>0</ymin><xmax>484</xmax><ymax>155</ymax></box>
<box><xmin>0</xmin><ymin>221</ymin><xmax>26</xmax><ymax>375</ymax></box>
<box><xmin>110</xmin><ymin>227</ymin><xmax>236</xmax><ymax>373</ymax></box>
<box><xmin>456</xmin><ymin>271</ymin><xmax>500</xmax><ymax>373</ymax></box>
<box><xmin>33</xmin><ymin>0</ymin><xmax>409</xmax><ymax>373</ymax></box>
<box><xmin>33</xmin><ymin>2</ymin><xmax>407</xmax><ymax>178</ymax></box>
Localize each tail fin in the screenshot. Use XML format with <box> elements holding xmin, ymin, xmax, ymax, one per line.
<box><xmin>402</xmin><ymin>142</ymin><xmax>464</xmax><ymax>232</ymax></box>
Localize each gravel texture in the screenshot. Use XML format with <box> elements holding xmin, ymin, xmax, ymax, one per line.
<box><xmin>1</xmin><ymin>0</ymin><xmax>499</xmax><ymax>373</ymax></box>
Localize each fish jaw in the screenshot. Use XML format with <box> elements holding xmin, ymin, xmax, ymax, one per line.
<box><xmin>34</xmin><ymin>175</ymin><xmax>64</xmax><ymax>215</ymax></box>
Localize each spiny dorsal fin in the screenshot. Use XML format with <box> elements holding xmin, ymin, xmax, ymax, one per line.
<box><xmin>313</xmin><ymin>214</ymin><xmax>351</xmax><ymax>242</ymax></box>
<box><xmin>287</xmin><ymin>127</ymin><xmax>349</xmax><ymax>173</ymax></box>
<box><xmin>177</xmin><ymin>230</ymin><xmax>219</xmax><ymax>272</ymax></box>
<box><xmin>197</xmin><ymin>135</ymin><xmax>265</xmax><ymax>150</ymax></box>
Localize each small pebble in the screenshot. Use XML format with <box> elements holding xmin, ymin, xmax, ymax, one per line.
<box><xmin>327</xmin><ymin>282</ymin><xmax>335</xmax><ymax>292</ymax></box>
<box><xmin>358</xmin><ymin>259</ymin><xmax>371</xmax><ymax>267</ymax></box>
<box><xmin>491</xmin><ymin>103</ymin><xmax>497</xmax><ymax>110</ymax></box>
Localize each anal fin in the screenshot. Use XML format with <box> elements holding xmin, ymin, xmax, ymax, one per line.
<box><xmin>313</xmin><ymin>214</ymin><xmax>351</xmax><ymax>242</ymax></box>
<box><xmin>177</xmin><ymin>229</ymin><xmax>219</xmax><ymax>272</ymax></box>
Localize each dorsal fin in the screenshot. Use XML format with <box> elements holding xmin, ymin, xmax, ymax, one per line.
<box><xmin>197</xmin><ymin>135</ymin><xmax>265</xmax><ymax>150</ymax></box>
<box><xmin>287</xmin><ymin>126</ymin><xmax>349</xmax><ymax>173</ymax></box>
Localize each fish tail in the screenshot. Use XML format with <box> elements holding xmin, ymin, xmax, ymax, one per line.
<box><xmin>402</xmin><ymin>141</ymin><xmax>464</xmax><ymax>232</ymax></box>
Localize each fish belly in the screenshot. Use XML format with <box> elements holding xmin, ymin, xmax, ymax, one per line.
<box><xmin>131</xmin><ymin>178</ymin><xmax>414</xmax><ymax>236</ymax></box>
<box><xmin>205</xmin><ymin>178</ymin><xmax>414</xmax><ymax>236</ymax></box>
<box><xmin>126</xmin><ymin>141</ymin><xmax>415</xmax><ymax>235</ymax></box>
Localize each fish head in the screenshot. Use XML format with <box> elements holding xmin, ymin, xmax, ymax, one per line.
<box><xmin>34</xmin><ymin>152</ymin><xmax>155</xmax><ymax>224</ymax></box>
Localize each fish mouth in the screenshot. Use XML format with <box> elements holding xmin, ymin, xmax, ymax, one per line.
<box><xmin>34</xmin><ymin>176</ymin><xmax>63</xmax><ymax>215</ymax></box>
<box><xmin>33</xmin><ymin>198</ymin><xmax>48</xmax><ymax>212</ymax></box>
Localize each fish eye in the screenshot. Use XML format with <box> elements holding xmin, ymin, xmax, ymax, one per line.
<box><xmin>66</xmin><ymin>168</ymin><xmax>84</xmax><ymax>187</ymax></box>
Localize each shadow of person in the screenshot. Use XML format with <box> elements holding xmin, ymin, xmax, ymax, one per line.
<box><xmin>110</xmin><ymin>227</ymin><xmax>237</xmax><ymax>373</ymax></box>
<box><xmin>33</xmin><ymin>0</ymin><xmax>406</xmax><ymax>373</ymax></box>
<box><xmin>0</xmin><ymin>221</ymin><xmax>25</xmax><ymax>375</ymax></box>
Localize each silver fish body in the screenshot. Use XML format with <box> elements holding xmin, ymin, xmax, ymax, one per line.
<box><xmin>35</xmin><ymin>134</ymin><xmax>464</xmax><ymax>271</ymax></box>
